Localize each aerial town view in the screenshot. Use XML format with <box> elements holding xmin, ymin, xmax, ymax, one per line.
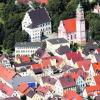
<box><xmin>0</xmin><ymin>0</ymin><xmax>100</xmax><ymax>100</ymax></box>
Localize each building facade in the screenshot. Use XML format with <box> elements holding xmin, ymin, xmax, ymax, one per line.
<box><xmin>15</xmin><ymin>42</ymin><xmax>42</xmax><ymax>57</ymax></box>
<box><xmin>58</xmin><ymin>3</ymin><xmax>86</xmax><ymax>44</ymax></box>
<box><xmin>22</xmin><ymin>7</ymin><xmax>51</xmax><ymax>42</ymax></box>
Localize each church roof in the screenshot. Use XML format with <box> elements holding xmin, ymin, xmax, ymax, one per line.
<box><xmin>63</xmin><ymin>18</ymin><xmax>76</xmax><ymax>33</ymax></box>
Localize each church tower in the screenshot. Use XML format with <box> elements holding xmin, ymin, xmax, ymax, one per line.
<box><xmin>76</xmin><ymin>3</ymin><xmax>86</xmax><ymax>44</ymax></box>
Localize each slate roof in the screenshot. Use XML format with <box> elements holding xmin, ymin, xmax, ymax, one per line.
<box><xmin>82</xmin><ymin>43</ymin><xmax>98</xmax><ymax>55</ymax></box>
<box><xmin>48</xmin><ymin>38</ymin><xmax>68</xmax><ymax>44</ymax></box>
<box><xmin>14</xmin><ymin>61</ymin><xmax>35</xmax><ymax>67</ymax></box>
<box><xmin>56</xmin><ymin>45</ymin><xmax>71</xmax><ymax>55</ymax></box>
<box><xmin>94</xmin><ymin>54</ymin><xmax>100</xmax><ymax>62</ymax></box>
<box><xmin>4</xmin><ymin>97</ymin><xmax>20</xmax><ymax>100</ymax></box>
<box><xmin>28</xmin><ymin>8</ymin><xmax>50</xmax><ymax>28</ymax></box>
<box><xmin>15</xmin><ymin>42</ymin><xmax>42</xmax><ymax>48</ymax></box>
<box><xmin>26</xmin><ymin>89</ymin><xmax>35</xmax><ymax>98</ymax></box>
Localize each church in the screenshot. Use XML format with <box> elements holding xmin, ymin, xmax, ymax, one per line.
<box><xmin>58</xmin><ymin>3</ymin><xmax>86</xmax><ymax>44</ymax></box>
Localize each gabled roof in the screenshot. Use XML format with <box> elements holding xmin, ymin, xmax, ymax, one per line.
<box><xmin>92</xmin><ymin>62</ymin><xmax>100</xmax><ymax>74</ymax></box>
<box><xmin>63</xmin><ymin>90</ymin><xmax>83</xmax><ymax>100</ymax></box>
<box><xmin>28</xmin><ymin>8</ymin><xmax>50</xmax><ymax>28</ymax></box>
<box><xmin>34</xmin><ymin>48</ymin><xmax>51</xmax><ymax>58</ymax></box>
<box><xmin>0</xmin><ymin>83</ymin><xmax>13</xmax><ymax>96</ymax></box>
<box><xmin>59</xmin><ymin>74</ymin><xmax>76</xmax><ymax>88</ymax></box>
<box><xmin>17</xmin><ymin>82</ymin><xmax>29</xmax><ymax>93</ymax></box>
<box><xmin>36</xmin><ymin>86</ymin><xmax>49</xmax><ymax>96</ymax></box>
<box><xmin>86</xmin><ymin>85</ymin><xmax>100</xmax><ymax>95</ymax></box>
<box><xmin>42</xmin><ymin>76</ymin><xmax>57</xmax><ymax>85</ymax></box>
<box><xmin>63</xmin><ymin>18</ymin><xmax>76</xmax><ymax>33</ymax></box>
<box><xmin>83</xmin><ymin>43</ymin><xmax>98</xmax><ymax>55</ymax></box>
<box><xmin>32</xmin><ymin>63</ymin><xmax>43</xmax><ymax>69</ymax></box>
<box><xmin>94</xmin><ymin>75</ymin><xmax>100</xmax><ymax>85</ymax></box>
<box><xmin>0</xmin><ymin>65</ymin><xmax>16</xmax><ymax>81</ymax></box>
<box><xmin>66</xmin><ymin>51</ymin><xmax>83</xmax><ymax>63</ymax></box>
<box><xmin>56</xmin><ymin>45</ymin><xmax>71</xmax><ymax>55</ymax></box>
<box><xmin>18</xmin><ymin>55</ymin><xmax>30</xmax><ymax>63</ymax></box>
<box><xmin>76</xmin><ymin>59</ymin><xmax>91</xmax><ymax>71</ymax></box>
<box><xmin>71</xmin><ymin>73</ymin><xmax>79</xmax><ymax>81</ymax></box>
<box><xmin>70</xmin><ymin>68</ymin><xmax>88</xmax><ymax>80</ymax></box>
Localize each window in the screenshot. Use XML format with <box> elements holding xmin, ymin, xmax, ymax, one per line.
<box><xmin>71</xmin><ymin>35</ymin><xmax>72</xmax><ymax>39</ymax></box>
<box><xmin>75</xmin><ymin>34</ymin><xmax>76</xmax><ymax>39</ymax></box>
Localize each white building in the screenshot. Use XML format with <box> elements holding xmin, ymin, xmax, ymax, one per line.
<box><xmin>58</xmin><ymin>3</ymin><xmax>86</xmax><ymax>44</ymax></box>
<box><xmin>22</xmin><ymin>7</ymin><xmax>52</xmax><ymax>42</ymax></box>
<box><xmin>93</xmin><ymin>3</ymin><xmax>100</xmax><ymax>14</ymax></box>
<box><xmin>15</xmin><ymin>42</ymin><xmax>42</xmax><ymax>57</ymax></box>
<box><xmin>46</xmin><ymin>38</ymin><xmax>70</xmax><ymax>54</ymax></box>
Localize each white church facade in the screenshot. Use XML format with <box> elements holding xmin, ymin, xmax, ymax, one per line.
<box><xmin>58</xmin><ymin>3</ymin><xmax>86</xmax><ymax>44</ymax></box>
<box><xmin>22</xmin><ymin>7</ymin><xmax>52</xmax><ymax>42</ymax></box>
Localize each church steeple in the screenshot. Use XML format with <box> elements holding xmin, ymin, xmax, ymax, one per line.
<box><xmin>76</xmin><ymin>3</ymin><xmax>86</xmax><ymax>44</ymax></box>
<box><xmin>76</xmin><ymin>3</ymin><xmax>84</xmax><ymax>20</ymax></box>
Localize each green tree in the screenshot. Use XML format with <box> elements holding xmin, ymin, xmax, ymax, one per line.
<box><xmin>2</xmin><ymin>0</ymin><xmax>29</xmax><ymax>52</ymax></box>
<box><xmin>70</xmin><ymin>42</ymin><xmax>79</xmax><ymax>52</ymax></box>
<box><xmin>86</xmin><ymin>11</ymin><xmax>100</xmax><ymax>40</ymax></box>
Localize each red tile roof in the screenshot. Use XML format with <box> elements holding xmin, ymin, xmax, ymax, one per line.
<box><xmin>0</xmin><ymin>83</ymin><xmax>13</xmax><ymax>96</ymax></box>
<box><xmin>41</xmin><ymin>58</ymin><xmax>51</xmax><ymax>68</ymax></box>
<box><xmin>71</xmin><ymin>73</ymin><xmax>79</xmax><ymax>81</ymax></box>
<box><xmin>59</xmin><ymin>74</ymin><xmax>76</xmax><ymax>88</ymax></box>
<box><xmin>76</xmin><ymin>59</ymin><xmax>91</xmax><ymax>71</ymax></box>
<box><xmin>70</xmin><ymin>68</ymin><xmax>88</xmax><ymax>80</ymax></box>
<box><xmin>86</xmin><ymin>85</ymin><xmax>100</xmax><ymax>95</ymax></box>
<box><xmin>92</xmin><ymin>62</ymin><xmax>100</xmax><ymax>74</ymax></box>
<box><xmin>32</xmin><ymin>63</ymin><xmax>43</xmax><ymax>69</ymax></box>
<box><xmin>94</xmin><ymin>75</ymin><xmax>100</xmax><ymax>85</ymax></box>
<box><xmin>36</xmin><ymin>0</ymin><xmax>48</xmax><ymax>4</ymax></box>
<box><xmin>19</xmin><ymin>55</ymin><xmax>30</xmax><ymax>63</ymax></box>
<box><xmin>63</xmin><ymin>90</ymin><xmax>83</xmax><ymax>100</ymax></box>
<box><xmin>17</xmin><ymin>82</ymin><xmax>29</xmax><ymax>93</ymax></box>
<box><xmin>36</xmin><ymin>86</ymin><xmax>49</xmax><ymax>96</ymax></box>
<box><xmin>63</xmin><ymin>18</ymin><xmax>76</xmax><ymax>33</ymax></box>
<box><xmin>0</xmin><ymin>65</ymin><xmax>16</xmax><ymax>81</ymax></box>
<box><xmin>66</xmin><ymin>51</ymin><xmax>83</xmax><ymax>63</ymax></box>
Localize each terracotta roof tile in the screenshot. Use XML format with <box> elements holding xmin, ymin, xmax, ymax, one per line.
<box><xmin>94</xmin><ymin>75</ymin><xmax>100</xmax><ymax>85</ymax></box>
<box><xmin>92</xmin><ymin>62</ymin><xmax>100</xmax><ymax>74</ymax></box>
<box><xmin>66</xmin><ymin>51</ymin><xmax>83</xmax><ymax>63</ymax></box>
<box><xmin>76</xmin><ymin>59</ymin><xmax>91</xmax><ymax>71</ymax></box>
<box><xmin>0</xmin><ymin>65</ymin><xmax>16</xmax><ymax>81</ymax></box>
<box><xmin>17</xmin><ymin>82</ymin><xmax>29</xmax><ymax>93</ymax></box>
<box><xmin>63</xmin><ymin>18</ymin><xmax>76</xmax><ymax>33</ymax></box>
<box><xmin>0</xmin><ymin>83</ymin><xmax>13</xmax><ymax>96</ymax></box>
<box><xmin>63</xmin><ymin>90</ymin><xmax>83</xmax><ymax>100</ymax></box>
<box><xmin>36</xmin><ymin>86</ymin><xmax>49</xmax><ymax>96</ymax></box>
